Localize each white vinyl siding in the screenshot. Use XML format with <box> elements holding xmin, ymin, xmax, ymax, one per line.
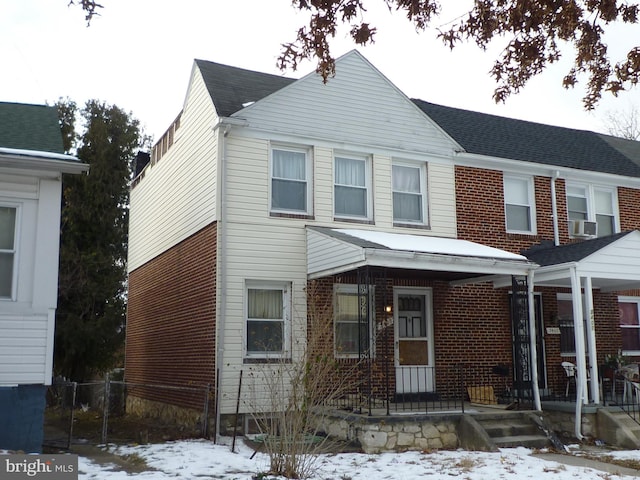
<box><xmin>128</xmin><ymin>67</ymin><xmax>218</xmax><ymax>272</ymax></box>
<box><xmin>504</xmin><ymin>175</ymin><xmax>535</xmax><ymax>233</ymax></box>
<box><xmin>0</xmin><ymin>313</ymin><xmax>49</xmax><ymax>385</ymax></box>
<box><xmin>236</xmin><ymin>51</ymin><xmax>459</xmax><ymax>159</ymax></box>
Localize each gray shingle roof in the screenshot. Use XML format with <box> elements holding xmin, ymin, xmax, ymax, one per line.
<box><xmin>522</xmin><ymin>231</ymin><xmax>633</xmax><ymax>266</ymax></box>
<box><xmin>195</xmin><ymin>59</ymin><xmax>295</xmax><ymax>118</ymax></box>
<box><xmin>413</xmin><ymin>99</ymin><xmax>640</xmax><ymax>178</ymax></box>
<box><xmin>0</xmin><ymin>102</ymin><xmax>64</xmax><ymax>154</ymax></box>
<box><xmin>193</xmin><ymin>59</ymin><xmax>640</xmax><ymax>178</ymax></box>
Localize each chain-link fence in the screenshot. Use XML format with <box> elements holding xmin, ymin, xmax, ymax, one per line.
<box><xmin>44</xmin><ymin>374</ymin><xmax>212</xmax><ymax>448</ymax></box>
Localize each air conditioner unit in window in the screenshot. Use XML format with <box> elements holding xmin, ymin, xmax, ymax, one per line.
<box><xmin>571</xmin><ymin>219</ymin><xmax>597</xmax><ymax>238</ymax></box>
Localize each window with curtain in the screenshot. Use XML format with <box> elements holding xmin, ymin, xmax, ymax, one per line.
<box><xmin>334</xmin><ymin>155</ymin><xmax>368</xmax><ymax>218</ymax></box>
<box><xmin>271</xmin><ymin>147</ymin><xmax>309</xmax><ymax>214</ymax></box>
<box><xmin>0</xmin><ymin>206</ymin><xmax>17</xmax><ymax>299</ymax></box>
<box><xmin>504</xmin><ymin>176</ymin><xmax>534</xmax><ymax>233</ymax></box>
<box><xmin>619</xmin><ymin>297</ymin><xmax>640</xmax><ymax>354</ymax></box>
<box><xmin>334</xmin><ymin>285</ymin><xmax>372</xmax><ymax>357</ymax></box>
<box><xmin>246</xmin><ymin>283</ymin><xmax>288</xmax><ymax>357</ymax></box>
<box><xmin>392</xmin><ymin>163</ymin><xmax>425</xmax><ymax>224</ymax></box>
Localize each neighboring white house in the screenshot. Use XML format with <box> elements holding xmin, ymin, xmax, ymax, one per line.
<box><xmin>0</xmin><ymin>102</ymin><xmax>88</xmax><ymax>452</ymax></box>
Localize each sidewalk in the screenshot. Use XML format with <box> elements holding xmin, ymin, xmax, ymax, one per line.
<box><xmin>535</xmin><ymin>449</ymin><xmax>640</xmax><ymax>478</ymax></box>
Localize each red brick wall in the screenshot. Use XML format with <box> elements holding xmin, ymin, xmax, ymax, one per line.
<box><xmin>308</xmin><ymin>275</ymin><xmax>516</xmax><ymax>400</ymax></box>
<box><xmin>455</xmin><ymin>166</ymin><xmax>575</xmax><ymax>252</ymax></box>
<box><xmin>126</xmin><ymin>223</ymin><xmax>217</xmax><ymax>410</ymax></box>
<box><xmin>618</xmin><ymin>187</ymin><xmax>640</xmax><ymax>231</ymax></box>
<box><xmin>454</xmin><ymin>167</ymin><xmax>640</xmax><ymax>395</ymax></box>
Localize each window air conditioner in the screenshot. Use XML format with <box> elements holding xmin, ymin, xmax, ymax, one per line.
<box><xmin>571</xmin><ymin>219</ymin><xmax>597</xmax><ymax>237</ymax></box>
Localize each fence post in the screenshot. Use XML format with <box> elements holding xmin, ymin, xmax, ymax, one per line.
<box><xmin>202</xmin><ymin>384</ymin><xmax>210</xmax><ymax>438</ymax></box>
<box><xmin>67</xmin><ymin>382</ymin><xmax>77</xmax><ymax>449</ymax></box>
<box><xmin>231</xmin><ymin>370</ymin><xmax>243</xmax><ymax>453</ymax></box>
<box><xmin>101</xmin><ymin>373</ymin><xmax>110</xmax><ymax>444</ymax></box>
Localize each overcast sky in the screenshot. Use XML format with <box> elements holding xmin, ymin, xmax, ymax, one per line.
<box><xmin>2</xmin><ymin>1</ymin><xmax>639</xmax><ymax>142</ymax></box>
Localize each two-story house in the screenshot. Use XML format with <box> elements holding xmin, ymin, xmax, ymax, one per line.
<box><xmin>125</xmin><ymin>51</ymin><xmax>640</xmax><ymax>438</ymax></box>
<box><xmin>0</xmin><ymin>102</ymin><xmax>87</xmax><ymax>452</ymax></box>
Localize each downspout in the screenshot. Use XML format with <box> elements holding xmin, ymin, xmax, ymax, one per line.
<box><xmin>570</xmin><ymin>265</ymin><xmax>586</xmax><ymax>440</ymax></box>
<box><xmin>214</xmin><ymin>121</ymin><xmax>231</xmax><ymax>442</ymax></box>
<box><xmin>527</xmin><ymin>269</ymin><xmax>542</xmax><ymax>411</ymax></box>
<box><xmin>550</xmin><ymin>171</ymin><xmax>560</xmax><ymax>246</ymax></box>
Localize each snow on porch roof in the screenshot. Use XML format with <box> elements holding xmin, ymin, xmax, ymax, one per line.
<box><xmin>306</xmin><ymin>227</ymin><xmax>536</xmax><ymax>280</ymax></box>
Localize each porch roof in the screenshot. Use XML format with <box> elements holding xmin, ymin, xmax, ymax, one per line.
<box><xmin>522</xmin><ymin>230</ymin><xmax>640</xmax><ymax>291</ymax></box>
<box><xmin>306</xmin><ymin>227</ymin><xmax>537</xmax><ymax>280</ymax></box>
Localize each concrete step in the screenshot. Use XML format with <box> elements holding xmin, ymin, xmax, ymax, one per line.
<box><xmin>473</xmin><ymin>413</ymin><xmax>553</xmax><ymax>449</ymax></box>
<box><xmin>480</xmin><ymin>421</ymin><xmax>540</xmax><ymax>438</ymax></box>
<box><xmin>492</xmin><ymin>434</ymin><xmax>551</xmax><ymax>449</ymax></box>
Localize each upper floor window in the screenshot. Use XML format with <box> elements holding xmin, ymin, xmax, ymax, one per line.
<box><xmin>392</xmin><ymin>162</ymin><xmax>427</xmax><ymax>225</ymax></box>
<box><xmin>270</xmin><ymin>146</ymin><xmax>312</xmax><ymax>215</ymax></box>
<box><xmin>245</xmin><ymin>281</ymin><xmax>290</xmax><ymax>359</ymax></box>
<box><xmin>334</xmin><ymin>154</ymin><xmax>371</xmax><ymax>220</ymax></box>
<box><xmin>619</xmin><ymin>297</ymin><xmax>640</xmax><ymax>355</ymax></box>
<box><xmin>0</xmin><ymin>206</ymin><xmax>17</xmax><ymax>299</ymax></box>
<box><xmin>504</xmin><ymin>175</ymin><xmax>535</xmax><ymax>233</ymax></box>
<box><xmin>566</xmin><ymin>184</ymin><xmax>618</xmax><ymax>237</ymax></box>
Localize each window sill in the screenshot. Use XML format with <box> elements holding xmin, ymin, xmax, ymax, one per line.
<box><xmin>333</xmin><ymin>217</ymin><xmax>374</xmax><ymax>225</ymax></box>
<box><xmin>243</xmin><ymin>357</ymin><xmax>292</xmax><ymax>364</ymax></box>
<box><xmin>393</xmin><ymin>222</ymin><xmax>430</xmax><ymax>230</ymax></box>
<box><xmin>270</xmin><ymin>212</ymin><xmax>314</xmax><ymax>220</ymax></box>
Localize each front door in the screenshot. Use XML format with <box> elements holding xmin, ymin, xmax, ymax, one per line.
<box><xmin>394</xmin><ymin>288</ymin><xmax>434</xmax><ymax>394</ymax></box>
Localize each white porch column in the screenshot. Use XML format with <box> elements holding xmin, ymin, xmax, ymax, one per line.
<box><xmin>570</xmin><ymin>267</ymin><xmax>589</xmax><ymax>402</ymax></box>
<box><xmin>584</xmin><ymin>276</ymin><xmax>600</xmax><ymax>404</ymax></box>
<box><xmin>527</xmin><ymin>270</ymin><xmax>542</xmax><ymax>411</ymax></box>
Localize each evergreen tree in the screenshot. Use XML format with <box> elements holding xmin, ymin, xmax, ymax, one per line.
<box><xmin>55</xmin><ymin>99</ymin><xmax>142</xmax><ymax>381</ymax></box>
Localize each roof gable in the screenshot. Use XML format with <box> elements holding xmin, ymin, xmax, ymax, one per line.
<box><xmin>414</xmin><ymin>100</ymin><xmax>640</xmax><ymax>178</ymax></box>
<box><xmin>219</xmin><ymin>51</ymin><xmax>458</xmax><ymax>155</ymax></box>
<box><xmin>0</xmin><ymin>102</ymin><xmax>64</xmax><ymax>154</ymax></box>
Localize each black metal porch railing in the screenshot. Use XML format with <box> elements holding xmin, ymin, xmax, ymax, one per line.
<box><xmin>611</xmin><ymin>377</ymin><xmax>640</xmax><ymax>424</ymax></box>
<box><xmin>326</xmin><ymin>364</ymin><xmax>468</xmax><ymax>415</ymax></box>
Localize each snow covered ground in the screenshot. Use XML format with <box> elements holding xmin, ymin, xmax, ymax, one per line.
<box><xmin>77</xmin><ymin>437</ymin><xmax>640</xmax><ymax>479</ymax></box>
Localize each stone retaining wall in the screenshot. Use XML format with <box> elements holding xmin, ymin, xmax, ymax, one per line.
<box><xmin>320</xmin><ymin>411</ymin><xmax>459</xmax><ymax>454</ymax></box>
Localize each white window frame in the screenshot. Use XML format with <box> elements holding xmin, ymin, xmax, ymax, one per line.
<box><xmin>0</xmin><ymin>204</ymin><xmax>20</xmax><ymax>301</ymax></box>
<box><xmin>503</xmin><ymin>175</ymin><xmax>536</xmax><ymax>234</ymax></box>
<box><xmin>269</xmin><ymin>145</ymin><xmax>313</xmax><ymax>215</ymax></box>
<box><xmin>334</xmin><ymin>284</ymin><xmax>375</xmax><ymax>359</ymax></box>
<box><xmin>392</xmin><ymin>160</ymin><xmax>428</xmax><ymax>226</ymax></box>
<box><xmin>333</xmin><ymin>152</ymin><xmax>372</xmax><ymax>221</ymax></box>
<box><xmin>619</xmin><ymin>296</ymin><xmax>640</xmax><ymax>356</ymax></box>
<box><xmin>566</xmin><ymin>183</ymin><xmax>619</xmax><ymax>238</ymax></box>
<box><xmin>244</xmin><ymin>280</ymin><xmax>290</xmax><ymax>359</ymax></box>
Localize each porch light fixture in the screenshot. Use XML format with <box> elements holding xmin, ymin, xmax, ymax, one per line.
<box><xmin>385</xmin><ymin>305</ymin><xmax>392</xmax><ymax>314</ymax></box>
